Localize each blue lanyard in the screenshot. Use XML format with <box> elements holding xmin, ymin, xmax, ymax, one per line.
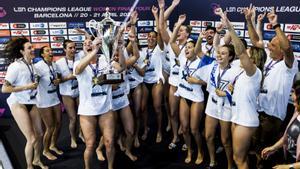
<box><xmin>21</xmin><ymin>58</ymin><xmax>34</xmax><ymax>82</ymax></box>
<box><xmin>65</xmin><ymin>56</ymin><xmax>74</xmax><ymax>72</ymax></box>
<box><xmin>263</xmin><ymin>60</ymin><xmax>282</xmax><ymax>77</ymax></box>
<box><xmin>88</xmin><ymin>57</ymin><xmax>99</xmax><ymax>78</ymax></box>
<box><xmin>217</xmin><ymin>65</ymin><xmax>230</xmax><ymax>88</ymax></box>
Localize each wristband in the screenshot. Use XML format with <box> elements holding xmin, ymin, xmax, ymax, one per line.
<box><xmin>272</xmin><ymin>23</ymin><xmax>280</xmax><ymax>29</ymax></box>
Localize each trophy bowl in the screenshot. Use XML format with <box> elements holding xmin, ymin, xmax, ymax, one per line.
<box><xmin>88</xmin><ymin>7</ymin><xmax>124</xmax><ymax>85</ymax></box>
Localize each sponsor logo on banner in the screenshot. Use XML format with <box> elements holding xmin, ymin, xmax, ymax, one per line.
<box><xmin>50</xmin><ymin>36</ymin><xmax>67</xmax><ymax>42</ymax></box>
<box><xmin>32</xmin><ymin>43</ymin><xmax>49</xmax><ymax>49</ymax></box>
<box><xmin>202</xmin><ymin>21</ymin><xmax>214</xmax><ymax>27</ymax></box>
<box><xmin>190</xmin><ymin>20</ymin><xmax>202</xmax><ymax>27</ymax></box>
<box><xmin>286</xmin><ymin>33</ymin><xmax>300</xmax><ymax>41</ymax></box>
<box><xmin>139</xmin><ymin>39</ymin><xmax>148</xmax><ymax>46</ymax></box>
<box><xmin>11</xmin><ymin>30</ymin><xmax>30</xmax><ymax>36</ymax></box>
<box><xmin>291</xmin><ymin>42</ymin><xmax>300</xmax><ymax>52</ymax></box>
<box><xmin>68</xmin><ymin>35</ymin><xmax>85</xmax><ymax>41</ymax></box>
<box><xmin>0</xmin><ymin>7</ymin><xmax>7</xmax><ymax>18</ymax></box>
<box><xmin>75</xmin><ymin>42</ymin><xmax>83</xmax><ymax>49</ymax></box>
<box><xmin>0</xmin><ymin>71</ymin><xmax>6</xmax><ymax>78</ymax></box>
<box><xmin>191</xmin><ymin>27</ymin><xmax>202</xmax><ymax>34</ymax></box>
<box><xmin>31</xmin><ymin>29</ymin><xmax>48</xmax><ymax>35</ymax></box>
<box><xmin>231</xmin><ymin>22</ymin><xmax>245</xmax><ymax>30</ymax></box>
<box><xmin>30</xmin><ymin>23</ymin><xmax>48</xmax><ymax>29</ymax></box>
<box><xmin>263</xmin><ymin>31</ymin><xmax>276</xmax><ymax>40</ymax></box>
<box><xmin>49</xmin><ymin>22</ymin><xmax>67</xmax><ymax>29</ymax></box>
<box><xmin>50</xmin><ymin>29</ymin><xmax>67</xmax><ymax>35</ymax></box>
<box><xmin>0</xmin><ymin>37</ymin><xmax>9</xmax><ymax>43</ymax></box>
<box><xmin>52</xmin><ymin>49</ymin><xmax>64</xmax><ymax>55</ymax></box>
<box><xmin>0</xmin><ymin>58</ymin><xmax>9</xmax><ymax>65</ymax></box>
<box><xmin>294</xmin><ymin>52</ymin><xmax>300</xmax><ymax>61</ymax></box>
<box><xmin>31</xmin><ymin>36</ymin><xmax>49</xmax><ymax>43</ymax></box>
<box><xmin>10</xmin><ymin>23</ymin><xmax>29</xmax><ymax>29</ymax></box>
<box><xmin>138</xmin><ymin>33</ymin><xmax>148</xmax><ymax>39</ymax></box>
<box><xmin>137</xmin><ymin>27</ymin><xmax>153</xmax><ymax>33</ymax></box>
<box><xmin>285</xmin><ymin>24</ymin><xmax>300</xmax><ymax>33</ymax></box>
<box><xmin>68</xmin><ymin>22</ymin><xmax>85</xmax><ymax>28</ymax></box>
<box><xmin>51</xmin><ymin>42</ymin><xmax>63</xmax><ymax>49</ymax></box>
<box><xmin>86</xmin><ymin>21</ymin><xmax>97</xmax><ymax>28</ymax></box>
<box><xmin>244</xmin><ymin>38</ymin><xmax>252</xmax><ymax>46</ymax></box>
<box><xmin>264</xmin><ymin>23</ymin><xmax>284</xmax><ymax>31</ymax></box>
<box><xmin>138</xmin><ymin>20</ymin><xmax>153</xmax><ymax>27</ymax></box>
<box><xmin>190</xmin><ymin>34</ymin><xmax>199</xmax><ymax>41</ymax></box>
<box><xmin>0</xmin><ymin>23</ymin><xmax>9</xmax><ymax>29</ymax></box>
<box><xmin>0</xmin><ymin>30</ymin><xmax>10</xmax><ymax>36</ymax></box>
<box><xmin>235</xmin><ymin>30</ymin><xmax>244</xmax><ymax>37</ymax></box>
<box><xmin>0</xmin><ymin>64</ymin><xmax>8</xmax><ymax>71</ymax></box>
<box><xmin>68</xmin><ymin>28</ymin><xmax>85</xmax><ymax>35</ymax></box>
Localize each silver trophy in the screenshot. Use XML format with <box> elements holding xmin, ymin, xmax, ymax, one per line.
<box><xmin>88</xmin><ymin>7</ymin><xmax>124</xmax><ymax>85</ymax></box>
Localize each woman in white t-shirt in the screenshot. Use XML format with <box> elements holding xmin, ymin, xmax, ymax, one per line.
<box><xmin>56</xmin><ymin>40</ymin><xmax>80</xmax><ymax>149</ymax></box>
<box><xmin>74</xmin><ymin>35</ymin><xmax>121</xmax><ymax>169</ymax></box>
<box><xmin>2</xmin><ymin>37</ymin><xmax>47</xmax><ymax>169</ymax></box>
<box><xmin>35</xmin><ymin>46</ymin><xmax>63</xmax><ymax>160</ymax></box>
<box><xmin>216</xmin><ymin>8</ymin><xmax>266</xmax><ymax>169</ymax></box>
<box><xmin>140</xmin><ymin>29</ymin><xmax>165</xmax><ymax>143</ymax></box>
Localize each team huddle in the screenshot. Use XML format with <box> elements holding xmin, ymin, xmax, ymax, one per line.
<box><xmin>2</xmin><ymin>0</ymin><xmax>300</xmax><ymax>169</ymax></box>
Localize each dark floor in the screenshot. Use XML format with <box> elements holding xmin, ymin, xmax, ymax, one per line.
<box><xmin>0</xmin><ymin>103</ymin><xmax>294</xmax><ymax>169</ymax></box>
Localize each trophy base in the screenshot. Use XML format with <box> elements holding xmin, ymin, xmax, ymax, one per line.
<box><xmin>98</xmin><ymin>73</ymin><xmax>124</xmax><ymax>85</ymax></box>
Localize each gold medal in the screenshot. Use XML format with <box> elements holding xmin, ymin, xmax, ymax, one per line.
<box><xmin>92</xmin><ymin>76</ymin><xmax>99</xmax><ymax>85</ymax></box>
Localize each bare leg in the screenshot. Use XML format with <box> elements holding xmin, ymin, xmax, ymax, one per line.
<box><xmin>80</xmin><ymin>115</ymin><xmax>97</xmax><ymax>169</ymax></box>
<box><xmin>50</xmin><ymin>104</ymin><xmax>63</xmax><ymax>155</ymax></box>
<box><xmin>220</xmin><ymin>120</ymin><xmax>233</xmax><ymax>169</ymax></box>
<box><xmin>96</xmin><ymin>136</ymin><xmax>105</xmax><ymax>161</ymax></box>
<box><xmin>168</xmin><ymin>85</ymin><xmax>180</xmax><ymax>146</ymax></box>
<box><xmin>141</xmin><ymin>84</ymin><xmax>149</xmax><ymax>141</ymax></box>
<box><xmin>162</xmin><ymin>72</ymin><xmax>171</xmax><ymax>132</ymax></box>
<box><xmin>205</xmin><ymin>115</ymin><xmax>218</xmax><ymax>166</ymax></box>
<box><xmin>152</xmin><ymin>82</ymin><xmax>163</xmax><ymax>143</ymax></box>
<box><xmin>132</xmin><ymin>84</ymin><xmax>142</xmax><ymax>148</ymax></box>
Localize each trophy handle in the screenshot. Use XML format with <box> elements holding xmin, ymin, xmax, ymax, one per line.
<box><xmin>88</xmin><ymin>19</ymin><xmax>98</xmax><ymax>38</ymax></box>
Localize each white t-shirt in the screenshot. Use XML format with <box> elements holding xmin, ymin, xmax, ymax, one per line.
<box><xmin>74</xmin><ymin>55</ymin><xmax>112</xmax><ymax>116</ymax></box>
<box><xmin>231</xmin><ymin>68</ymin><xmax>262</xmax><ymax>127</ymax></box>
<box><xmin>175</xmin><ymin>57</ymin><xmax>204</xmax><ymax>102</ymax></box>
<box><xmin>5</xmin><ymin>59</ymin><xmax>37</xmax><ymax>107</ymax></box>
<box><xmin>202</xmin><ymin>42</ymin><xmax>215</xmax><ymax>58</ymax></box>
<box><xmin>258</xmin><ymin>59</ymin><xmax>298</xmax><ymax>121</ymax></box>
<box><xmin>162</xmin><ymin>43</ymin><xmax>171</xmax><ymax>74</ymax></box>
<box><xmin>142</xmin><ymin>45</ymin><xmax>164</xmax><ymax>84</ymax></box>
<box><xmin>168</xmin><ymin>43</ymin><xmax>187</xmax><ymax>87</ymax></box>
<box><xmin>56</xmin><ymin>56</ymin><xmax>79</xmax><ymax>98</ymax></box>
<box><xmin>35</xmin><ymin>60</ymin><xmax>60</xmax><ymax>108</ymax></box>
<box><xmin>125</xmin><ymin>49</ymin><xmax>146</xmax><ymax>89</ymax></box>
<box><xmin>197</xmin><ymin>61</ymin><xmax>240</xmax><ymax>121</ymax></box>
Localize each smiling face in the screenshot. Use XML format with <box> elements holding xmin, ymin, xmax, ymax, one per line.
<box><xmin>147</xmin><ymin>32</ymin><xmax>157</xmax><ymax>48</ymax></box>
<box><xmin>41</xmin><ymin>47</ymin><xmax>53</xmax><ymax>62</ymax></box>
<box><xmin>185</xmin><ymin>42</ymin><xmax>195</xmax><ymax>60</ymax></box>
<box><xmin>21</xmin><ymin>42</ymin><xmax>35</xmax><ymax>62</ymax></box>
<box><xmin>267</xmin><ymin>36</ymin><xmax>283</xmax><ymax>60</ymax></box>
<box><xmin>205</xmin><ymin>29</ymin><xmax>216</xmax><ymax>45</ymax></box>
<box><xmin>83</xmin><ymin>39</ymin><xmax>93</xmax><ymax>54</ymax></box>
<box><xmin>216</xmin><ymin>46</ymin><xmax>231</xmax><ymax>66</ymax></box>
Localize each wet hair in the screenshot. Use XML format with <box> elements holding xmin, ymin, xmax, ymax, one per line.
<box><xmin>4</xmin><ymin>36</ymin><xmax>29</xmax><ymax>61</ymax></box>
<box><xmin>63</xmin><ymin>39</ymin><xmax>74</xmax><ymax>49</ymax></box>
<box><xmin>148</xmin><ymin>31</ymin><xmax>158</xmax><ymax>37</ymax></box>
<box><xmin>39</xmin><ymin>46</ymin><xmax>48</xmax><ymax>57</ymax></box>
<box><xmin>249</xmin><ymin>46</ymin><xmax>267</xmax><ymax>71</ymax></box>
<box><xmin>221</xmin><ymin>44</ymin><xmax>235</xmax><ymax>63</ymax></box>
<box><xmin>205</xmin><ymin>26</ymin><xmax>216</xmax><ymax>33</ymax></box>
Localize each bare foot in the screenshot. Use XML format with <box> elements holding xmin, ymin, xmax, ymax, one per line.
<box><xmin>195</xmin><ymin>152</ymin><xmax>204</xmax><ymax>165</ymax></box>
<box><xmin>50</xmin><ymin>146</ymin><xmax>64</xmax><ymax>155</ymax></box>
<box><xmin>96</xmin><ymin>148</ymin><xmax>105</xmax><ymax>161</ymax></box>
<box><xmin>178</xmin><ymin>125</ymin><xmax>183</xmax><ymax>135</ymax></box>
<box><xmin>43</xmin><ymin>151</ymin><xmax>57</xmax><ymax>160</ymax></box>
<box><xmin>184</xmin><ymin>150</ymin><xmax>192</xmax><ymax>164</ymax></box>
<box><xmin>156</xmin><ymin>132</ymin><xmax>162</xmax><ymax>143</ymax></box>
<box><xmin>70</xmin><ymin>139</ymin><xmax>78</xmax><ymax>149</ymax></box>
<box><xmin>33</xmin><ymin>160</ymin><xmax>49</xmax><ymax>169</ymax></box>
<box><xmin>134</xmin><ymin>137</ymin><xmax>140</xmax><ymax>148</ymax></box>
<box><xmin>125</xmin><ymin>150</ymin><xmax>138</xmax><ymax>161</ymax></box>
<box><xmin>141</xmin><ymin>127</ymin><xmax>149</xmax><ymax>141</ymax></box>
<box><xmin>117</xmin><ymin>138</ymin><xmax>125</xmax><ymax>151</ymax></box>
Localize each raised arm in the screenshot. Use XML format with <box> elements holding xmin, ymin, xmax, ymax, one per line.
<box><xmin>152</xmin><ymin>5</ymin><xmax>164</xmax><ymax>50</ymax></box>
<box><xmin>125</xmin><ymin>30</ymin><xmax>140</xmax><ymax>67</ymax></box>
<box><xmin>74</xmin><ymin>28</ymin><xmax>92</xmax><ymax>40</ymax></box>
<box><xmin>170</xmin><ymin>14</ymin><xmax>186</xmax><ymax>56</ymax></box>
<box><xmin>158</xmin><ymin>0</ymin><xmax>170</xmax><ymax>44</ymax></box>
<box><xmin>194</xmin><ymin>30</ymin><xmax>206</xmax><ymax>57</ymax></box>
<box><xmin>267</xmin><ymin>9</ymin><xmax>294</xmax><ymax>68</ymax></box>
<box><xmin>164</xmin><ymin>0</ymin><xmax>180</xmax><ymax>21</ymax></box>
<box><xmin>74</xmin><ymin>38</ymin><xmax>101</xmax><ymax>75</ymax></box>
<box><xmin>216</xmin><ymin>8</ymin><xmax>256</xmax><ymax>76</ymax></box>
<box><xmin>244</xmin><ymin>5</ymin><xmax>264</xmax><ymax>49</ymax></box>
<box><xmin>126</xmin><ymin>11</ymin><xmax>138</xmax><ymax>55</ymax></box>
<box><xmin>256</xmin><ymin>12</ymin><xmax>266</xmax><ymax>44</ymax></box>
